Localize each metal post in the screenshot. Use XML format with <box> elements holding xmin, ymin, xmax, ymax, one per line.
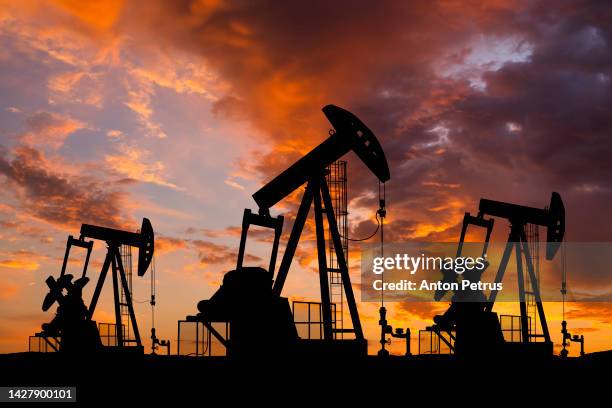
<box><xmin>519</xmin><ymin>230</ymin><xmax>551</xmax><ymax>342</ymax></box>
<box><xmin>236</xmin><ymin>209</ymin><xmax>250</xmax><ymax>269</ymax></box>
<box><xmin>486</xmin><ymin>229</ymin><xmax>517</xmax><ymax>311</ymax></box>
<box><xmin>87</xmin><ymin>251</ymin><xmax>112</xmax><ymax>319</ymax></box>
<box><xmin>515</xmin><ymin>238</ymin><xmax>530</xmax><ymax>343</ymax></box>
<box><xmin>116</xmin><ymin>247</ymin><xmax>142</xmax><ymax>346</ymax></box>
<box><xmin>320</xmin><ymin>177</ymin><xmax>364</xmax><ymax>339</ymax></box>
<box><xmin>111</xmin><ymin>251</ymin><xmax>123</xmax><ymax>347</ymax></box>
<box><xmin>272</xmin><ymin>182</ymin><xmax>314</xmax><ymax>296</ymax></box>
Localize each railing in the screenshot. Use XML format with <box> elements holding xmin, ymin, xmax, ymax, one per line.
<box><xmin>419</xmin><ymin>328</ymin><xmax>455</xmax><ymax>354</ymax></box>
<box><xmin>419</xmin><ymin>314</ymin><xmax>531</xmax><ymax>354</ymax></box>
<box><xmin>292</xmin><ymin>301</ymin><xmax>337</xmax><ymax>340</ymax></box>
<box><xmin>98</xmin><ymin>322</ymin><xmax>126</xmax><ymax>347</ymax></box>
<box><xmin>177</xmin><ymin>320</ymin><xmax>229</xmax><ymax>357</ymax></box>
<box><xmin>28</xmin><ymin>335</ymin><xmax>60</xmax><ymax>353</ymax></box>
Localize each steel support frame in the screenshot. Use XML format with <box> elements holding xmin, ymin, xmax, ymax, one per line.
<box><xmin>87</xmin><ymin>243</ymin><xmax>142</xmax><ymax>347</ymax></box>
<box><xmin>485</xmin><ymin>223</ymin><xmax>551</xmax><ymax>343</ymax></box>
<box><xmin>272</xmin><ymin>173</ymin><xmax>363</xmax><ymax>341</ymax></box>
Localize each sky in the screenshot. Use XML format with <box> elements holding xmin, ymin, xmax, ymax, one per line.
<box><xmin>0</xmin><ymin>0</ymin><xmax>611</xmax><ymax>356</ymax></box>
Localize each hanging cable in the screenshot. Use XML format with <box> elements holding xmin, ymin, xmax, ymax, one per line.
<box><xmin>338</xmin><ymin>183</ymin><xmax>386</xmax><ymax>242</ymax></box>
<box><xmin>376</xmin><ymin>181</ymin><xmax>389</xmax><ymax>357</ymax></box>
<box><xmin>338</xmin><ymin>214</ymin><xmax>380</xmax><ymax>242</ymax></box>
<box><xmin>149</xmin><ymin>255</ymin><xmax>157</xmax><ymax>354</ymax></box>
<box><xmin>561</xmin><ymin>237</ymin><xmax>567</xmax><ymax>321</ymax></box>
<box><xmin>379</xmin><ymin>181</ymin><xmax>386</xmax><ymax>306</ymax></box>
<box><xmin>150</xmin><ymin>255</ymin><xmax>156</xmax><ymax>328</ymax></box>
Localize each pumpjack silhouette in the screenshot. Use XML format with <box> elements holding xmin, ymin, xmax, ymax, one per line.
<box><xmin>188</xmin><ymin>105</ymin><xmax>390</xmax><ymax>358</ymax></box>
<box><xmin>430</xmin><ymin>193</ymin><xmax>565</xmax><ymax>357</ymax></box>
<box><xmin>31</xmin><ymin>104</ymin><xmax>586</xmax><ymax>363</ymax></box>
<box><xmin>38</xmin><ymin>219</ymin><xmax>154</xmax><ymax>353</ymax></box>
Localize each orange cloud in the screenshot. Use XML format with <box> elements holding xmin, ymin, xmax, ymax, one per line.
<box><xmin>0</xmin><ymin>259</ymin><xmax>39</xmax><ymax>271</ymax></box>
<box><xmin>53</xmin><ymin>0</ymin><xmax>124</xmax><ymax>33</ymax></box>
<box><xmin>20</xmin><ymin>111</ymin><xmax>86</xmax><ymax>149</ymax></box>
<box><xmin>156</xmin><ymin>236</ymin><xmax>188</xmax><ymax>254</ymax></box>
<box><xmin>105</xmin><ymin>144</ymin><xmax>182</xmax><ymax>190</ymax></box>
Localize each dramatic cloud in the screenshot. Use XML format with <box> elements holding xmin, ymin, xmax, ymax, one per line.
<box><xmin>0</xmin><ymin>145</ymin><xmax>129</xmax><ymax>229</ymax></box>
<box><xmin>117</xmin><ymin>0</ymin><xmax>612</xmax><ymax>244</ymax></box>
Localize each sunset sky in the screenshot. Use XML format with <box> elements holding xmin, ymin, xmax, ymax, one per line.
<box><xmin>0</xmin><ymin>0</ymin><xmax>611</xmax><ymax>356</ymax></box>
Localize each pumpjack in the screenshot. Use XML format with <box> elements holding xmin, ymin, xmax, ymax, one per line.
<box><xmin>39</xmin><ymin>219</ymin><xmax>154</xmax><ymax>353</ymax></box>
<box><xmin>430</xmin><ymin>193</ymin><xmax>564</xmax><ymax>357</ymax></box>
<box><xmin>190</xmin><ymin>105</ymin><xmax>390</xmax><ymax>358</ymax></box>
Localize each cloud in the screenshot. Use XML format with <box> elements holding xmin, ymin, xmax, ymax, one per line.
<box><xmin>155</xmin><ymin>236</ymin><xmax>188</xmax><ymax>254</ymax></box>
<box><xmin>121</xmin><ymin>0</ymin><xmax>611</xmax><ymax>248</ymax></box>
<box><xmin>566</xmin><ymin>303</ymin><xmax>612</xmax><ymax>325</ymax></box>
<box><xmin>224</xmin><ymin>178</ymin><xmax>245</xmax><ymax>191</ymax></box>
<box><xmin>20</xmin><ymin>111</ymin><xmax>86</xmax><ymax>149</ymax></box>
<box><xmin>47</xmin><ymin>71</ymin><xmax>103</xmax><ymax>107</ymax></box>
<box><xmin>105</xmin><ymin>144</ymin><xmax>182</xmax><ymax>190</ymax></box>
<box><xmin>0</xmin><ymin>259</ymin><xmax>39</xmax><ymax>271</ymax></box>
<box><xmin>0</xmin><ymin>144</ymin><xmax>129</xmax><ymax>229</ymax></box>
<box><xmin>123</xmin><ymin>74</ymin><xmax>168</xmax><ymax>139</ymax></box>
<box><xmin>191</xmin><ymin>239</ymin><xmax>261</xmax><ymax>267</ymax></box>
<box><xmin>106</xmin><ymin>129</ymin><xmax>123</xmax><ymax>138</ymax></box>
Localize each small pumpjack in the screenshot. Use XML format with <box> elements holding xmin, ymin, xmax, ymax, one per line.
<box><xmin>39</xmin><ymin>219</ymin><xmax>154</xmax><ymax>353</ymax></box>
<box><xmin>430</xmin><ymin>192</ymin><xmax>565</xmax><ymax>357</ymax></box>
<box><xmin>190</xmin><ymin>105</ymin><xmax>390</xmax><ymax>358</ymax></box>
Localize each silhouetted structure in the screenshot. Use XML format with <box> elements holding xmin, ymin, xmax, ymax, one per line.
<box><xmin>186</xmin><ymin>105</ymin><xmax>390</xmax><ymax>358</ymax></box>
<box><xmin>430</xmin><ymin>192</ymin><xmax>565</xmax><ymax>357</ymax></box>
<box><xmin>38</xmin><ymin>219</ymin><xmax>154</xmax><ymax>353</ymax></box>
<box><xmin>326</xmin><ymin>160</ymin><xmax>348</xmax><ymax>338</ymax></box>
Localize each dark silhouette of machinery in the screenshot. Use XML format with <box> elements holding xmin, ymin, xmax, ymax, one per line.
<box><xmin>560</xmin><ymin>320</ymin><xmax>584</xmax><ymax>357</ymax></box>
<box><xmin>377</xmin><ymin>306</ymin><xmax>411</xmax><ymax>357</ymax></box>
<box><xmin>41</xmin><ymin>236</ymin><xmax>101</xmax><ymax>353</ymax></box>
<box><xmin>190</xmin><ymin>105</ymin><xmax>390</xmax><ymax>357</ymax></box>
<box><xmin>431</xmin><ymin>192</ymin><xmax>565</xmax><ymax>357</ymax></box>
<box><xmin>39</xmin><ymin>219</ymin><xmax>154</xmax><ymax>353</ymax></box>
<box><xmin>151</xmin><ymin>328</ymin><xmax>171</xmax><ymax>355</ymax></box>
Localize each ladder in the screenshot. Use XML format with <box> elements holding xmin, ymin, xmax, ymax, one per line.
<box><xmin>119</xmin><ymin>244</ymin><xmax>133</xmax><ymax>342</ymax></box>
<box><xmin>525</xmin><ymin>223</ymin><xmax>540</xmax><ymax>341</ymax></box>
<box><xmin>326</xmin><ymin>160</ymin><xmax>348</xmax><ymax>339</ymax></box>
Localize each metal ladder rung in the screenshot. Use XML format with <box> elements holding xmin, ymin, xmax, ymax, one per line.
<box><xmin>333</xmin><ymin>328</ymin><xmax>354</xmax><ymax>333</ymax></box>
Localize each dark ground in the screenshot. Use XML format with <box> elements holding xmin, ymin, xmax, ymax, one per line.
<box><xmin>1</xmin><ymin>350</ymin><xmax>611</xmax><ymax>405</ymax></box>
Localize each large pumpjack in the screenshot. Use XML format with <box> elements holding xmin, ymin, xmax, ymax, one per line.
<box><xmin>39</xmin><ymin>219</ymin><xmax>154</xmax><ymax>353</ymax></box>
<box><xmin>190</xmin><ymin>105</ymin><xmax>390</xmax><ymax>358</ymax></box>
